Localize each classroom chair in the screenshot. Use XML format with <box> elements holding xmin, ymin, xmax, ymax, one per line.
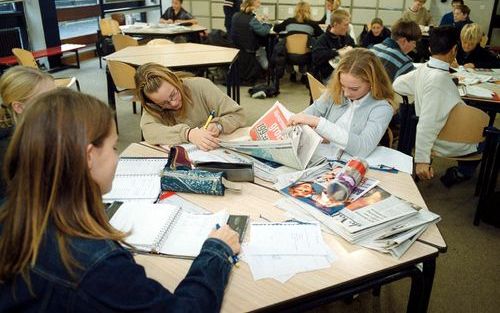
<box><xmin>97</xmin><ymin>18</ymin><xmax>122</xmax><ymax>68</ymax></box>
<box><xmin>432</xmin><ymin>104</ymin><xmax>489</xmax><ymax>161</ymax></box>
<box><xmin>285</xmin><ymin>33</ymin><xmax>312</xmax><ymax>83</ymax></box>
<box><xmin>107</xmin><ymin>60</ymin><xmax>141</xmax><ymax>136</ymax></box>
<box><xmin>112</xmin><ymin>34</ymin><xmax>139</xmax><ymax>51</ymax></box>
<box><xmin>11</xmin><ymin>48</ymin><xmax>81</xmax><ymax>91</ymax></box>
<box><xmin>146</xmin><ymin>39</ymin><xmax>174</xmax><ymax>46</ymax></box>
<box><xmin>306</xmin><ymin>72</ymin><xmax>325</xmax><ymax>102</ymax></box>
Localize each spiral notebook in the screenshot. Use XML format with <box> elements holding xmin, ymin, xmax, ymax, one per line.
<box><xmin>109</xmin><ymin>202</ymin><xmax>229</xmax><ymax>258</ymax></box>
<box><xmin>103</xmin><ymin>157</ymin><xmax>168</xmax><ymax>202</ymax></box>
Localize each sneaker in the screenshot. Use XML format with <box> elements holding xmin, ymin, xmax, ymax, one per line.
<box><xmin>440</xmin><ymin>166</ymin><xmax>471</xmax><ymax>188</ymax></box>
<box><xmin>251</xmin><ymin>90</ymin><xmax>267</xmax><ymax>99</ymax></box>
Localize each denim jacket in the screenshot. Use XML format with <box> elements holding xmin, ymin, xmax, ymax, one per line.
<box><xmin>0</xmin><ymin>225</ymin><xmax>234</xmax><ymax>312</ymax></box>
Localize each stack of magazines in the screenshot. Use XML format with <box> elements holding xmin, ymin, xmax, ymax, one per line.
<box><xmin>276</xmin><ymin>164</ymin><xmax>441</xmax><ymax>258</ymax></box>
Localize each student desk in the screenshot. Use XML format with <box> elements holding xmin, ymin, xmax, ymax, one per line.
<box><xmin>120</xmin><ymin>24</ymin><xmax>207</xmax><ymax>38</ymax></box>
<box><xmin>120</xmin><ymin>141</ymin><xmax>447</xmax><ymax>313</ymax></box>
<box><xmin>104</xmin><ymin>44</ymin><xmax>240</xmax><ymax>130</ymax></box>
<box><xmin>461</xmin><ymin>82</ymin><xmax>500</xmax><ymax>126</ymax></box>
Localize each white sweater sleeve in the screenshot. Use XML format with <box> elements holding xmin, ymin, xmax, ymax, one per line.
<box><xmin>393</xmin><ymin>70</ymin><xmax>417</xmax><ymax>96</ymax></box>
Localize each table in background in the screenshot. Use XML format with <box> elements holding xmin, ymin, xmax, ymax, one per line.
<box><xmin>462</xmin><ymin>82</ymin><xmax>500</xmax><ymax>126</ymax></box>
<box><xmin>120</xmin><ymin>141</ymin><xmax>447</xmax><ymax>313</ymax></box>
<box><xmin>0</xmin><ymin>43</ymin><xmax>85</xmax><ymax>72</ymax></box>
<box><xmin>104</xmin><ymin>43</ymin><xmax>240</xmax><ymax>107</ymax></box>
<box><xmin>120</xmin><ymin>24</ymin><xmax>207</xmax><ymax>39</ymax></box>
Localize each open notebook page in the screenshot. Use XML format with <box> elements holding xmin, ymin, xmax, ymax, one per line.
<box><xmin>159</xmin><ymin>210</ymin><xmax>229</xmax><ymax>257</ymax></box>
<box><xmin>115</xmin><ymin>158</ymin><xmax>167</xmax><ymax>176</ymax></box>
<box><xmin>103</xmin><ymin>175</ymin><xmax>160</xmax><ymax>200</ymax></box>
<box><xmin>109</xmin><ymin>202</ymin><xmax>180</xmax><ymax>251</ymax></box>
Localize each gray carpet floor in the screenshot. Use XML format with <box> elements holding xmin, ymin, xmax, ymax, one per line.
<box><xmin>57</xmin><ymin>58</ymin><xmax>500</xmax><ymax>313</ymax></box>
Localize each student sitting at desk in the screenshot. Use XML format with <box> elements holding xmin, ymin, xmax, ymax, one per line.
<box><xmin>439</xmin><ymin>0</ymin><xmax>463</xmax><ymax>26</ymax></box>
<box><xmin>402</xmin><ymin>0</ymin><xmax>433</xmax><ymax>27</ymax></box>
<box><xmin>273</xmin><ymin>1</ymin><xmax>323</xmax><ymax>37</ymax></box>
<box><xmin>273</xmin><ymin>0</ymin><xmax>323</xmax><ymax>83</ymax></box>
<box><xmin>311</xmin><ymin>9</ymin><xmax>355</xmax><ymax>83</ymax></box>
<box><xmin>135</xmin><ymin>63</ymin><xmax>246</xmax><ymax>151</ymax></box>
<box><xmin>455</xmin><ymin>23</ymin><xmax>500</xmax><ymax>69</ymax></box>
<box><xmin>231</xmin><ymin>0</ymin><xmax>272</xmax><ymax>84</ymax></box>
<box><xmin>371</xmin><ymin>19</ymin><xmax>421</xmax><ymax>82</ymax></box>
<box><xmin>393</xmin><ymin>26</ymin><xmax>480</xmax><ymax>187</ymax></box>
<box><xmin>0</xmin><ymin>66</ymin><xmax>56</xmax><ymax>202</ymax></box>
<box><xmin>318</xmin><ymin>0</ymin><xmax>357</xmax><ymax>44</ymax></box>
<box><xmin>288</xmin><ymin>48</ymin><xmax>394</xmax><ymax>158</ymax></box>
<box><xmin>160</xmin><ymin>0</ymin><xmax>197</xmax><ymax>25</ymax></box>
<box><xmin>0</xmin><ymin>89</ymin><xmax>240</xmax><ymax>312</ymax></box>
<box><xmin>360</xmin><ymin>18</ymin><xmax>391</xmax><ymax>48</ymax></box>
<box><xmin>452</xmin><ymin>4</ymin><xmax>472</xmax><ymax>37</ymax></box>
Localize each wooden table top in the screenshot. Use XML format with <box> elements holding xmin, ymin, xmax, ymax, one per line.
<box><xmin>119</xmin><ymin>137</ymin><xmax>445</xmax><ymax>312</ymax></box>
<box><xmin>104</xmin><ymin>43</ymin><xmax>239</xmax><ymax>68</ymax></box>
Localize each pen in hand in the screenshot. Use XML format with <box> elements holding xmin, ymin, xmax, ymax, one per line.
<box><xmin>215</xmin><ymin>223</ymin><xmax>240</xmax><ymax>267</ymax></box>
<box><xmin>203</xmin><ymin>110</ymin><xmax>216</xmax><ymax>129</ymax></box>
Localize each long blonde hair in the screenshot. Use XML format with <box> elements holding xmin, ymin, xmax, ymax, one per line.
<box><xmin>0</xmin><ymin>66</ymin><xmax>54</xmax><ymax>125</ymax></box>
<box><xmin>461</xmin><ymin>23</ymin><xmax>482</xmax><ymax>45</ymax></box>
<box><xmin>328</xmin><ymin>48</ymin><xmax>394</xmax><ymax>105</ymax></box>
<box><xmin>135</xmin><ymin>62</ymin><xmax>193</xmax><ymax>124</ymax></box>
<box><xmin>0</xmin><ymin>88</ymin><xmax>126</xmax><ymax>286</ymax></box>
<box><xmin>295</xmin><ymin>1</ymin><xmax>311</xmax><ymax>23</ymax></box>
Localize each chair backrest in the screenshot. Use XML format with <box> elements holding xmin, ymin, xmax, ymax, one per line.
<box><xmin>100</xmin><ymin>18</ymin><xmax>121</xmax><ymax>36</ymax></box>
<box><xmin>307</xmin><ymin>73</ymin><xmax>326</xmax><ymax>101</ymax></box>
<box><xmin>112</xmin><ymin>34</ymin><xmax>138</xmax><ymax>51</ymax></box>
<box><xmin>107</xmin><ymin>60</ymin><xmax>137</xmax><ymax>90</ymax></box>
<box><xmin>438</xmin><ymin>104</ymin><xmax>489</xmax><ymax>143</ymax></box>
<box><xmin>147</xmin><ymin>38</ymin><xmax>174</xmax><ymax>46</ymax></box>
<box><xmin>11</xmin><ymin>48</ymin><xmax>38</xmax><ymax>69</ymax></box>
<box><xmin>286</xmin><ymin>33</ymin><xmax>310</xmax><ymax>55</ymax></box>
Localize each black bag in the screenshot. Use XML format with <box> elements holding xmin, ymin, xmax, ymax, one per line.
<box><xmin>248</xmin><ymin>83</ymin><xmax>279</xmax><ymax>98</ymax></box>
<box><xmin>205</xmin><ymin>29</ymin><xmax>235</xmax><ymax>48</ymax></box>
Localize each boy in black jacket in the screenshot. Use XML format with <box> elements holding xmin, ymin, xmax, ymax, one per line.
<box><xmin>312</xmin><ymin>9</ymin><xmax>355</xmax><ymax>82</ymax></box>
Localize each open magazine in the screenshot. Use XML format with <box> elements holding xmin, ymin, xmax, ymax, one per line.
<box><xmin>220</xmin><ymin>101</ymin><xmax>322</xmax><ymax>170</ymax></box>
<box><xmin>279</xmin><ymin>162</ymin><xmax>379</xmax><ymax>216</ymax></box>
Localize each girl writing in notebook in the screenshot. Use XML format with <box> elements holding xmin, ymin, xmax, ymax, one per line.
<box><xmin>0</xmin><ymin>66</ymin><xmax>56</xmax><ymax>202</ymax></box>
<box><xmin>135</xmin><ymin>63</ymin><xmax>246</xmax><ymax>151</ymax></box>
<box><xmin>288</xmin><ymin>48</ymin><xmax>394</xmax><ymax>158</ymax></box>
<box><xmin>0</xmin><ymin>89</ymin><xmax>240</xmax><ymax>312</ymax></box>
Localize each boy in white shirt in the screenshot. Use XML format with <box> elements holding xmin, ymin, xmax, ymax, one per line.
<box><xmin>393</xmin><ymin>26</ymin><xmax>479</xmax><ymax>187</ymax></box>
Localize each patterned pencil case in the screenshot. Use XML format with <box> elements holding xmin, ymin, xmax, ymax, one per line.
<box><xmin>160</xmin><ymin>146</ymin><xmax>241</xmax><ymax>196</ymax></box>
<box><xmin>161</xmin><ymin>168</ymin><xmax>226</xmax><ymax>196</ymax></box>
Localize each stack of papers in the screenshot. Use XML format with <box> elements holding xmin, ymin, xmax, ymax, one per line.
<box><xmin>242</xmin><ymin>221</ymin><xmax>335</xmax><ymax>283</ymax></box>
<box><xmin>276</xmin><ymin>187</ymin><xmax>440</xmax><ymax>258</ymax></box>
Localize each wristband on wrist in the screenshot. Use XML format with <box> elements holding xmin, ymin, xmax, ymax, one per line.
<box><xmin>186</xmin><ymin>128</ymin><xmax>193</xmax><ymax>142</ymax></box>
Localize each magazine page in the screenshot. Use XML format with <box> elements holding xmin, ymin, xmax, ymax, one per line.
<box><xmin>295</xmin><ymin>124</ymin><xmax>323</xmax><ymax>170</ymax></box>
<box><xmin>279</xmin><ymin>164</ymin><xmax>379</xmax><ymax>216</ymax></box>
<box><xmin>220</xmin><ymin>136</ymin><xmax>304</xmax><ymax>169</ymax></box>
<box><xmin>249</xmin><ymin>101</ymin><xmax>293</xmax><ymax>140</ymax></box>
<box><xmin>330</xmin><ymin>191</ymin><xmax>419</xmax><ymax>234</ymax></box>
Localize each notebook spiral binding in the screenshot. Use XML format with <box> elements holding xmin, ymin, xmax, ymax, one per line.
<box><xmin>152</xmin><ymin>207</ymin><xmax>183</xmax><ymax>253</ymax></box>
